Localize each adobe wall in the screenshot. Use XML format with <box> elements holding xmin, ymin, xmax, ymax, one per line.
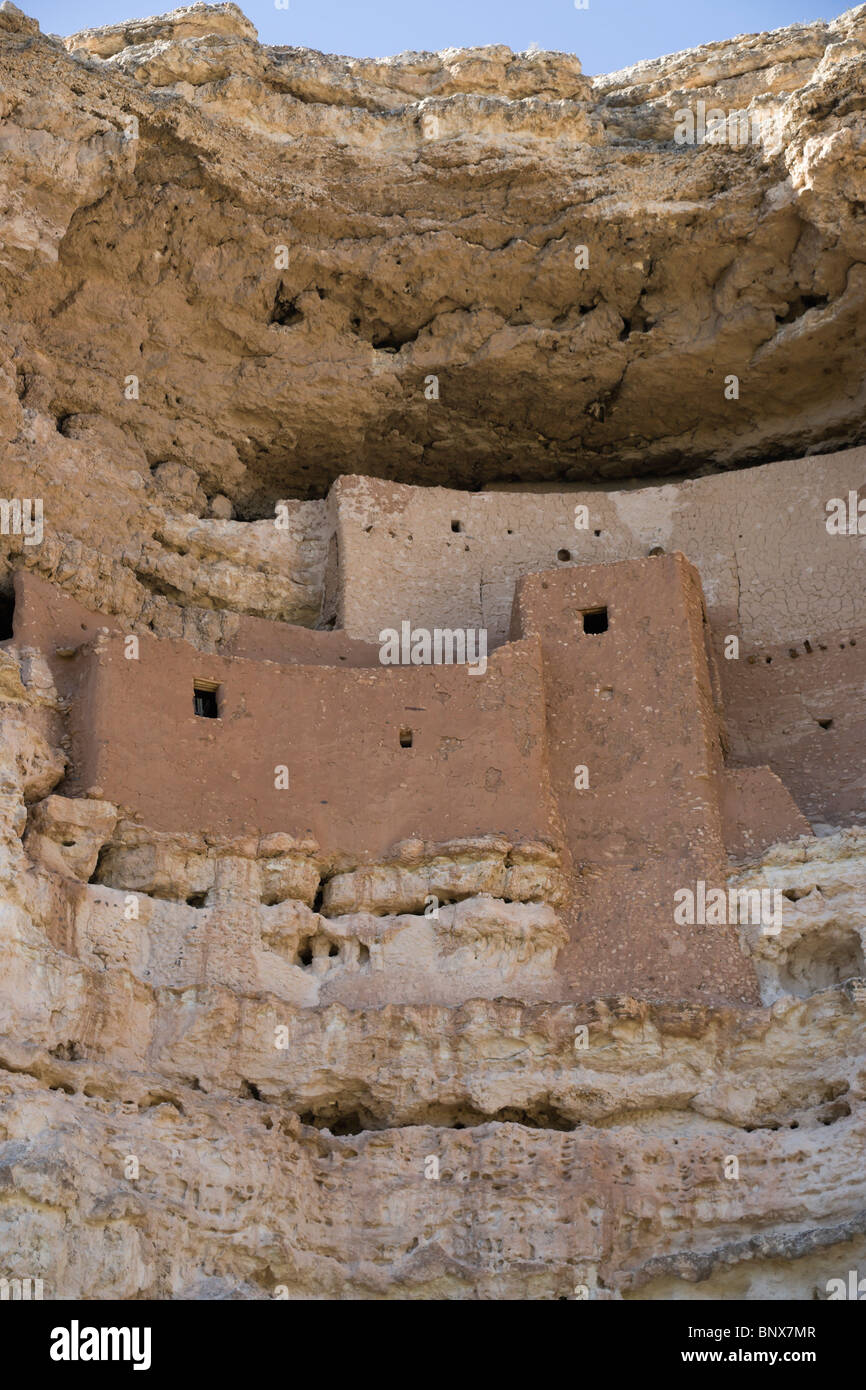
<box><xmin>513</xmin><ymin>554</ymin><xmax>760</xmax><ymax>1004</ymax></box>
<box><xmin>65</xmin><ymin>629</ymin><xmax>558</xmax><ymax>860</ymax></box>
<box><xmin>11</xmin><ymin>570</ymin><xmax>382</xmax><ymax>674</ymax></box>
<box><xmin>715</xmin><ymin>631</ymin><xmax>866</xmax><ymax>832</ymax></box>
<box><xmin>330</xmin><ymin>448</ymin><xmax>866</xmax><ymax>828</ymax></box>
<box><xmin>12</xmin><ymin>556</ymin><xmax>813</xmax><ymax>1003</ymax></box>
<box><xmin>332</xmin><ymin>449</ymin><xmax>865</xmax><ymax>647</ymax></box>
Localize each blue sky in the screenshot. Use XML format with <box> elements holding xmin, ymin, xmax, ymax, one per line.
<box><xmin>30</xmin><ymin>0</ymin><xmax>845</xmax><ymax>74</ymax></box>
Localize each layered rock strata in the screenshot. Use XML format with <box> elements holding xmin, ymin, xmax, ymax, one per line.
<box><xmin>0</xmin><ymin>3</ymin><xmax>864</xmax><ymax>1302</ymax></box>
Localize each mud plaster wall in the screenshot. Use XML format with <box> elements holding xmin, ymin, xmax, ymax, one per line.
<box><xmin>332</xmin><ymin>450</ymin><xmax>865</xmax><ymax>648</ymax></box>
<box><xmin>14</xmin><ymin>553</ymin><xmax>785</xmax><ymax>1003</ymax></box>
<box><xmin>331</xmin><ymin>447</ymin><xmax>866</xmax><ymax>828</ymax></box>
<box><xmin>64</xmin><ymin>629</ymin><xmax>557</xmax><ymax>859</ymax></box>
<box><xmin>513</xmin><ymin>554</ymin><xmax>760</xmax><ymax>1004</ymax></box>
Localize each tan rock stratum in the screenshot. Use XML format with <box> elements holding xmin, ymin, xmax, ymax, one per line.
<box><xmin>0</xmin><ymin>1</ymin><xmax>864</xmax><ymax>1299</ymax></box>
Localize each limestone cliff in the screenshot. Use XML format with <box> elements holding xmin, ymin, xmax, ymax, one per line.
<box><xmin>0</xmin><ymin>2</ymin><xmax>864</xmax><ymax>1301</ymax></box>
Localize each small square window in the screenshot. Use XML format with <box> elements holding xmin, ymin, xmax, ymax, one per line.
<box><xmin>582</xmin><ymin>607</ymin><xmax>608</xmax><ymax>635</ymax></box>
<box><xmin>399</xmin><ymin>727</ymin><xmax>413</xmax><ymax>748</ymax></box>
<box><xmin>451</xmin><ymin>520</ymin><xmax>462</xmax><ymax>533</ymax></box>
<box><xmin>194</xmin><ymin>681</ymin><xmax>220</xmax><ymax>718</ymax></box>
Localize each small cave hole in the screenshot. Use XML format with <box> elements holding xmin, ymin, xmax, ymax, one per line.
<box><xmin>298</xmin><ymin>942</ymin><xmax>313</xmax><ymax>968</ymax></box>
<box><xmin>399</xmin><ymin>727</ymin><xmax>413</xmax><ymax>748</ymax></box>
<box><xmin>186</xmin><ymin>892</ymin><xmax>207</xmax><ymax>908</ymax></box>
<box><xmin>557</xmin><ymin>549</ymin><xmax>571</xmax><ymax>562</ymax></box>
<box><xmin>358</xmin><ymin>943</ymin><xmax>370</xmax><ymax>966</ymax></box>
<box><xmin>817</xmin><ymin>718</ymin><xmax>834</xmax><ymax>730</ymax></box>
<box><xmin>451</xmin><ymin>520</ymin><xmax>462</xmax><ymax>533</ymax></box>
<box><xmin>240</xmin><ymin>1079</ymin><xmax>262</xmax><ymax>1100</ymax></box>
<box><xmin>582</xmin><ymin>607</ymin><xmax>609</xmax><ymax>635</ymax></box>
<box><xmin>775</xmin><ymin>293</ymin><xmax>829</xmax><ymax>326</ymax></box>
<box><xmin>328</xmin><ymin>942</ymin><xmax>340</xmax><ymax>958</ymax></box>
<box><xmin>269</xmin><ymin>282</ymin><xmax>304</xmax><ymax>327</ymax></box>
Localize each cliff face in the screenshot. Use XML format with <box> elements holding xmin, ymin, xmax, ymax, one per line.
<box><xmin>0</xmin><ymin>2</ymin><xmax>865</xmax><ymax>1301</ymax></box>
<box><xmin>1</xmin><ymin>1</ymin><xmax>866</xmax><ymax>513</ymax></box>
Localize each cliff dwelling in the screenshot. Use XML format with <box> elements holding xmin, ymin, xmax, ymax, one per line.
<box><xmin>0</xmin><ymin>0</ymin><xmax>864</xmax><ymax>1313</ymax></box>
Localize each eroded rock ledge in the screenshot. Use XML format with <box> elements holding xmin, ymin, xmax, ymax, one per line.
<box><xmin>1</xmin><ymin>3</ymin><xmax>865</xmax><ymax>508</ymax></box>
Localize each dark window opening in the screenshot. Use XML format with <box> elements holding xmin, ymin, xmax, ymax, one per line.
<box><xmin>399</xmin><ymin>727</ymin><xmax>413</xmax><ymax>748</ymax></box>
<box><xmin>557</xmin><ymin>549</ymin><xmax>571</xmax><ymax>562</ymax></box>
<box><xmin>193</xmin><ymin>681</ymin><xmax>220</xmax><ymax>718</ymax></box>
<box><xmin>186</xmin><ymin>892</ymin><xmax>207</xmax><ymax>908</ymax></box>
<box><xmin>451</xmin><ymin>520</ymin><xmax>462</xmax><ymax>533</ymax></box>
<box><xmin>582</xmin><ymin>607</ymin><xmax>609</xmax><ymax>635</ymax></box>
<box><xmin>0</xmin><ymin>590</ymin><xmax>14</xmax><ymax>641</ymax></box>
<box><xmin>817</xmin><ymin>718</ymin><xmax>834</xmax><ymax>730</ymax></box>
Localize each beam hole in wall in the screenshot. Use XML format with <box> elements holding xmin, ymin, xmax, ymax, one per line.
<box><xmin>582</xmin><ymin>607</ymin><xmax>609</xmax><ymax>635</ymax></box>
<box><xmin>193</xmin><ymin>680</ymin><xmax>220</xmax><ymax>718</ymax></box>
<box><xmin>0</xmin><ymin>589</ymin><xmax>13</xmax><ymax>640</ymax></box>
<box><xmin>816</xmin><ymin>718</ymin><xmax>834</xmax><ymax>730</ymax></box>
<box><xmin>557</xmin><ymin>549</ymin><xmax>571</xmax><ymax>562</ymax></box>
<box><xmin>451</xmin><ymin>520</ymin><xmax>462</xmax><ymax>533</ymax></box>
<box><xmin>186</xmin><ymin>893</ymin><xmax>207</xmax><ymax>908</ymax></box>
<box><xmin>399</xmin><ymin>727</ymin><xmax>413</xmax><ymax>748</ymax></box>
